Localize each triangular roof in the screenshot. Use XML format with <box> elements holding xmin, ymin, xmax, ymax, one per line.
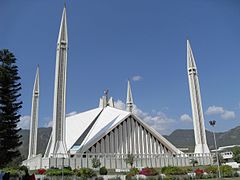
<box><xmin>66</xmin><ymin>106</ymin><xmax>181</xmax><ymax>154</ymax></box>
<box><xmin>66</xmin><ymin>108</ymin><xmax>102</xmax><ymax>150</ymax></box>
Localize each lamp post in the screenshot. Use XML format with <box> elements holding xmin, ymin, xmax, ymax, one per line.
<box><xmin>209</xmin><ymin>120</ymin><xmax>221</xmax><ymax>178</ymax></box>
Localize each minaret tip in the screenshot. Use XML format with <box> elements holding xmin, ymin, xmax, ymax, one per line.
<box><xmin>57</xmin><ymin>4</ymin><xmax>68</xmax><ymax>43</ymax></box>
<box><xmin>126</xmin><ymin>80</ymin><xmax>134</xmax><ymax>112</ymax></box>
<box><xmin>187</xmin><ymin>40</ymin><xmax>197</xmax><ymax>69</ymax></box>
<box><xmin>64</xmin><ymin>0</ymin><xmax>66</xmax><ymax>8</ymax></box>
<box><xmin>187</xmin><ymin>39</ymin><xmax>190</xmax><ymax>48</ymax></box>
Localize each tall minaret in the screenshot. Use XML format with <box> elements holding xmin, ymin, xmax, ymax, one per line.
<box><xmin>126</xmin><ymin>80</ymin><xmax>134</xmax><ymax>112</ymax></box>
<box><xmin>187</xmin><ymin>40</ymin><xmax>210</xmax><ymax>154</ymax></box>
<box><xmin>47</xmin><ymin>6</ymin><xmax>68</xmax><ymax>158</ymax></box>
<box><xmin>28</xmin><ymin>66</ymin><xmax>40</xmax><ymax>159</ymax></box>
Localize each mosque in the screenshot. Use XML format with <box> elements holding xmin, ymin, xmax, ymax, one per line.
<box><xmin>23</xmin><ymin>6</ymin><xmax>212</xmax><ymax>170</ymax></box>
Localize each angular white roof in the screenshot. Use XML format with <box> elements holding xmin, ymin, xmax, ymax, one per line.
<box><xmin>79</xmin><ymin>107</ymin><xmax>130</xmax><ymax>151</ymax></box>
<box><xmin>66</xmin><ymin>106</ymin><xmax>181</xmax><ymax>154</ymax></box>
<box><xmin>66</xmin><ymin>107</ymin><xmax>102</xmax><ymax>150</ymax></box>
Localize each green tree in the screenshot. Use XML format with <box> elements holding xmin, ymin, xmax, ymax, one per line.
<box><xmin>189</xmin><ymin>159</ymin><xmax>198</xmax><ymax>167</ymax></box>
<box><xmin>125</xmin><ymin>154</ymin><xmax>135</xmax><ymax>168</ymax></box>
<box><xmin>0</xmin><ymin>49</ymin><xmax>22</xmax><ymax>167</ymax></box>
<box><xmin>232</xmin><ymin>146</ymin><xmax>240</xmax><ymax>163</ymax></box>
<box><xmin>91</xmin><ymin>157</ymin><xmax>101</xmax><ymax>169</ymax></box>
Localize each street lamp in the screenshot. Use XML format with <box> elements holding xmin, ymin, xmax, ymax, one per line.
<box><xmin>209</xmin><ymin>120</ymin><xmax>221</xmax><ymax>178</ymax></box>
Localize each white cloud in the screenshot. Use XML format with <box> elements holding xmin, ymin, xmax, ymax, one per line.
<box><xmin>115</xmin><ymin>99</ymin><xmax>175</xmax><ymax>134</ymax></box>
<box><xmin>134</xmin><ymin>106</ymin><xmax>175</xmax><ymax>134</ymax></box>
<box><xmin>43</xmin><ymin>117</ymin><xmax>53</xmax><ymax>128</ymax></box>
<box><xmin>205</xmin><ymin>106</ymin><xmax>224</xmax><ymax>115</ymax></box>
<box><xmin>114</xmin><ymin>100</ymin><xmax>126</xmax><ymax>110</ymax></box>
<box><xmin>66</xmin><ymin>111</ymin><xmax>77</xmax><ymax>117</ymax></box>
<box><xmin>221</xmin><ymin>110</ymin><xmax>235</xmax><ymax>120</ymax></box>
<box><xmin>180</xmin><ymin>114</ymin><xmax>192</xmax><ymax>123</ymax></box>
<box><xmin>132</xmin><ymin>75</ymin><xmax>142</xmax><ymax>81</ymax></box>
<box><xmin>19</xmin><ymin>115</ymin><xmax>31</xmax><ymax>129</ymax></box>
<box><xmin>205</xmin><ymin>105</ymin><xmax>236</xmax><ymax>120</ymax></box>
<box><xmin>43</xmin><ymin>111</ymin><xmax>78</xmax><ymax>128</ymax></box>
<box><xmin>44</xmin><ymin>120</ymin><xmax>53</xmax><ymax>128</ymax></box>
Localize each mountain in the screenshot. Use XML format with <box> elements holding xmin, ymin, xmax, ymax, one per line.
<box><xmin>19</xmin><ymin>127</ymin><xmax>52</xmax><ymax>159</ymax></box>
<box><xmin>19</xmin><ymin>126</ymin><xmax>240</xmax><ymax>159</ymax></box>
<box><xmin>164</xmin><ymin>126</ymin><xmax>240</xmax><ymax>152</ymax></box>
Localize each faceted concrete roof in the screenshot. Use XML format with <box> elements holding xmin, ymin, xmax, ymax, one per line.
<box><xmin>66</xmin><ymin>106</ymin><xmax>181</xmax><ymax>154</ymax></box>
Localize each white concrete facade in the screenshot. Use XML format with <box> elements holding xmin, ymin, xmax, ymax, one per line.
<box><xmin>64</xmin><ymin>106</ymin><xmax>181</xmax><ymax>155</ymax></box>
<box><xmin>23</xmin><ymin>153</ymin><xmax>213</xmax><ymax>170</ymax></box>
<box><xmin>45</xmin><ymin>6</ymin><xmax>68</xmax><ymax>158</ymax></box>
<box><xmin>28</xmin><ymin>66</ymin><xmax>39</xmax><ymax>159</ymax></box>
<box><xmin>187</xmin><ymin>40</ymin><xmax>210</xmax><ymax>154</ymax></box>
<box><xmin>85</xmin><ymin>114</ymin><xmax>178</xmax><ymax>155</ymax></box>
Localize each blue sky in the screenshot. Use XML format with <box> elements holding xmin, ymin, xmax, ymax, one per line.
<box><xmin>1</xmin><ymin>0</ymin><xmax>240</xmax><ymax>134</ymax></box>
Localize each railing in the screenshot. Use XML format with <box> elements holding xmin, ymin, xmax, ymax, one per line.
<box><xmin>23</xmin><ymin>153</ymin><xmax>213</xmax><ymax>170</ymax></box>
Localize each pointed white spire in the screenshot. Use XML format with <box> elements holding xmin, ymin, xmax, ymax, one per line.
<box><xmin>187</xmin><ymin>40</ymin><xmax>197</xmax><ymax>69</ymax></box>
<box><xmin>28</xmin><ymin>66</ymin><xmax>40</xmax><ymax>159</ymax></box>
<box><xmin>108</xmin><ymin>97</ymin><xmax>115</xmax><ymax>107</ymax></box>
<box><xmin>187</xmin><ymin>40</ymin><xmax>210</xmax><ymax>154</ymax></box>
<box><xmin>57</xmin><ymin>5</ymin><xmax>68</xmax><ymax>44</ymax></box>
<box><xmin>45</xmin><ymin>6</ymin><xmax>68</xmax><ymax>158</ymax></box>
<box><xmin>126</xmin><ymin>80</ymin><xmax>134</xmax><ymax>112</ymax></box>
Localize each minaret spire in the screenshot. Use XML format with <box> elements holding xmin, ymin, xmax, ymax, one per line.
<box><xmin>126</xmin><ymin>80</ymin><xmax>134</xmax><ymax>112</ymax></box>
<box><xmin>187</xmin><ymin>40</ymin><xmax>210</xmax><ymax>154</ymax></box>
<box><xmin>28</xmin><ymin>66</ymin><xmax>40</xmax><ymax>159</ymax></box>
<box><xmin>45</xmin><ymin>6</ymin><xmax>68</xmax><ymax>158</ymax></box>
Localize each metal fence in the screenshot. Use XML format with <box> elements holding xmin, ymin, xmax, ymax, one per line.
<box><xmin>23</xmin><ymin>153</ymin><xmax>213</xmax><ymax>170</ymax></box>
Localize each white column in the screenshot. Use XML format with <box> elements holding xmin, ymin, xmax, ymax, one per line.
<box><xmin>46</xmin><ymin>6</ymin><xmax>68</xmax><ymax>158</ymax></box>
<box><xmin>114</xmin><ymin>128</ymin><xmax>119</xmax><ymax>153</ymax></box>
<box><xmin>28</xmin><ymin>67</ymin><xmax>40</xmax><ymax>159</ymax></box>
<box><xmin>187</xmin><ymin>40</ymin><xmax>210</xmax><ymax>154</ymax></box>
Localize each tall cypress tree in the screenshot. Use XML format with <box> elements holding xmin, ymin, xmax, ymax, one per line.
<box><xmin>0</xmin><ymin>49</ymin><xmax>22</xmax><ymax>167</ymax></box>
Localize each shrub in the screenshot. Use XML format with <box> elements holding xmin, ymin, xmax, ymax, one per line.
<box><xmin>126</xmin><ymin>173</ymin><xmax>136</xmax><ymax>180</ymax></box>
<box><xmin>204</xmin><ymin>165</ymin><xmax>218</xmax><ymax>174</ymax></box>
<box><xmin>37</xmin><ymin>168</ymin><xmax>46</xmax><ymax>175</ymax></box>
<box><xmin>139</xmin><ymin>167</ymin><xmax>158</xmax><ymax>176</ymax></box>
<box><xmin>2</xmin><ymin>167</ymin><xmax>20</xmax><ymax>177</ymax></box>
<box><xmin>161</xmin><ymin>166</ymin><xmax>187</xmax><ymax>175</ymax></box>
<box><xmin>19</xmin><ymin>165</ymin><xmax>28</xmax><ymax>172</ymax></box>
<box><xmin>220</xmin><ymin>165</ymin><xmax>233</xmax><ymax>177</ymax></box>
<box><xmin>232</xmin><ymin>146</ymin><xmax>240</xmax><ymax>163</ymax></box>
<box><xmin>194</xmin><ymin>168</ymin><xmax>204</xmax><ymax>179</ymax></box>
<box><xmin>194</xmin><ymin>168</ymin><xmax>204</xmax><ymax>174</ymax></box>
<box><xmin>46</xmin><ymin>168</ymin><xmax>74</xmax><ymax>176</ymax></box>
<box><xmin>92</xmin><ymin>157</ymin><xmax>101</xmax><ymax>169</ymax></box>
<box><xmin>125</xmin><ymin>154</ymin><xmax>135</xmax><ymax>168</ymax></box>
<box><xmin>130</xmin><ymin>168</ymin><xmax>139</xmax><ymax>175</ymax></box>
<box><xmin>126</xmin><ymin>168</ymin><xmax>139</xmax><ymax>178</ymax></box>
<box><xmin>234</xmin><ymin>171</ymin><xmax>239</xmax><ymax>177</ymax></box>
<box><xmin>64</xmin><ymin>166</ymin><xmax>72</xmax><ymax>171</ymax></box>
<box><xmin>99</xmin><ymin>166</ymin><xmax>108</xmax><ymax>175</ymax></box>
<box><xmin>76</xmin><ymin>167</ymin><xmax>96</xmax><ymax>178</ymax></box>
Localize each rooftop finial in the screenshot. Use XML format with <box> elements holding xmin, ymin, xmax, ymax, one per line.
<box><xmin>126</xmin><ymin>80</ymin><xmax>134</xmax><ymax>112</ymax></box>
<box><xmin>104</xmin><ymin>89</ymin><xmax>109</xmax><ymax>102</ymax></box>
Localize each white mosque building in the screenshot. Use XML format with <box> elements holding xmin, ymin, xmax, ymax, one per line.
<box><xmin>23</xmin><ymin>6</ymin><xmax>212</xmax><ymax>170</ymax></box>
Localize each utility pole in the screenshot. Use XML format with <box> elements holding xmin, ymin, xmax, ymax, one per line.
<box><xmin>209</xmin><ymin>120</ymin><xmax>221</xmax><ymax>178</ymax></box>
